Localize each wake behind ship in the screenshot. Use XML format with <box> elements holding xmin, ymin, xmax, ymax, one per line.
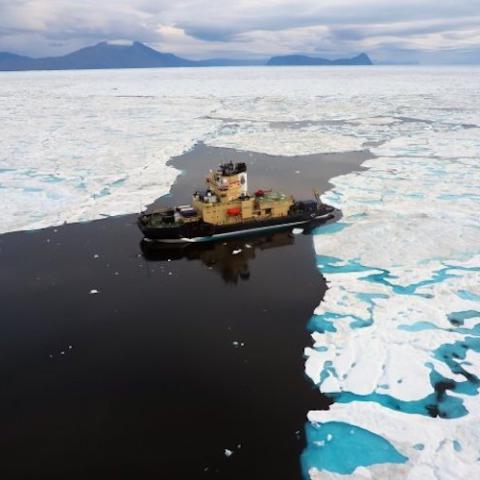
<box><xmin>138</xmin><ymin>161</ymin><xmax>334</xmax><ymax>243</ymax></box>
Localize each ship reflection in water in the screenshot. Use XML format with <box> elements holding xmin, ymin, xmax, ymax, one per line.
<box><xmin>140</xmin><ymin>230</ymin><xmax>299</xmax><ymax>284</ymax></box>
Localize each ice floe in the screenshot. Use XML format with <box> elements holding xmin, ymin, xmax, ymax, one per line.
<box><xmin>305</xmin><ymin>70</ymin><xmax>480</xmax><ymax>478</ymax></box>
<box><xmin>7</xmin><ymin>67</ymin><xmax>478</xmax><ymax>234</ymax></box>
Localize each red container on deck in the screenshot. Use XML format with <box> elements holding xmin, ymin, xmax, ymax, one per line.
<box><xmin>227</xmin><ymin>207</ymin><xmax>241</xmax><ymax>216</ymax></box>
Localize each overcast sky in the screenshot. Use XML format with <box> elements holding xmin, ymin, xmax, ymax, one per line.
<box><xmin>1</xmin><ymin>0</ymin><xmax>479</xmax><ymax>63</ymax></box>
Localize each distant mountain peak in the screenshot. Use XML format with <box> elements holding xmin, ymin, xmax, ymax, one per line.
<box><xmin>0</xmin><ymin>40</ymin><xmax>198</xmax><ymax>71</ymax></box>
<box><xmin>356</xmin><ymin>53</ymin><xmax>371</xmax><ymax>61</ymax></box>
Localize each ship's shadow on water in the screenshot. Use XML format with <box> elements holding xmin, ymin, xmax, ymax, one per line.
<box><xmin>0</xmin><ymin>143</ymin><xmax>369</xmax><ymax>479</ymax></box>
<box><xmin>140</xmin><ymin>224</ymin><xmax>325</xmax><ymax>284</ymax></box>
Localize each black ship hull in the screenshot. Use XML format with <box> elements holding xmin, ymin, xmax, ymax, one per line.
<box><xmin>138</xmin><ymin>207</ymin><xmax>335</xmax><ymax>243</ymax></box>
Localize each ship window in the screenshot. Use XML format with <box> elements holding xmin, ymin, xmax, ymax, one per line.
<box><xmin>265</xmin><ymin>208</ymin><xmax>272</xmax><ymax>214</ymax></box>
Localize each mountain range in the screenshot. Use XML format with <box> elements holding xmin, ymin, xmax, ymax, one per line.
<box><xmin>0</xmin><ymin>41</ymin><xmax>373</xmax><ymax>71</ymax></box>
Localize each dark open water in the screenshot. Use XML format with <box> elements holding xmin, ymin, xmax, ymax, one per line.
<box><xmin>0</xmin><ymin>144</ymin><xmax>370</xmax><ymax>479</ymax></box>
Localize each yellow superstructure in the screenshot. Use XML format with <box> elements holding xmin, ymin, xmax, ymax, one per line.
<box><xmin>191</xmin><ymin>162</ymin><xmax>294</xmax><ymax>226</ymax></box>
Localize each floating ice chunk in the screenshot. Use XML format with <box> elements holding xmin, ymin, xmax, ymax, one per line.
<box><xmin>292</xmin><ymin>228</ymin><xmax>304</xmax><ymax>235</ymax></box>
<box><xmin>207</xmin><ymin>119</ymin><xmax>365</xmax><ymax>156</ymax></box>
<box><xmin>224</xmin><ymin>449</ymin><xmax>233</xmax><ymax>457</ymax></box>
<box><xmin>89</xmin><ymin>289</ymin><xmax>99</xmax><ymax>294</ymax></box>
<box><xmin>232</xmin><ymin>249</ymin><xmax>242</xmax><ymax>255</ymax></box>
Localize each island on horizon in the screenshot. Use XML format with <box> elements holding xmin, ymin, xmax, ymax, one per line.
<box><xmin>267</xmin><ymin>52</ymin><xmax>373</xmax><ymax>66</ymax></box>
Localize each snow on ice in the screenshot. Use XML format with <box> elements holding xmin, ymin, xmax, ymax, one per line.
<box><xmin>1</xmin><ymin>66</ymin><xmax>480</xmax><ymax>478</ymax></box>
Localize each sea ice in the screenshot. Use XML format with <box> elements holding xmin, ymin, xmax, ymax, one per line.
<box><xmin>2</xmin><ymin>66</ymin><xmax>480</xmax><ymax>478</ymax></box>
<box><xmin>6</xmin><ymin>66</ymin><xmax>477</xmax><ymax>234</ymax></box>
<box><xmin>304</xmin><ymin>70</ymin><xmax>480</xmax><ymax>478</ymax></box>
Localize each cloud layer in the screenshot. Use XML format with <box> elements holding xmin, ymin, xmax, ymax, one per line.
<box><xmin>1</xmin><ymin>0</ymin><xmax>479</xmax><ymax>63</ymax></box>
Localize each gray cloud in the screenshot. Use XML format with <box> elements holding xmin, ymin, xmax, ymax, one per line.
<box><xmin>0</xmin><ymin>0</ymin><xmax>479</xmax><ymax>63</ymax></box>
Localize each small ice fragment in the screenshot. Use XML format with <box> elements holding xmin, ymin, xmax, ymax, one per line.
<box><xmin>240</xmin><ymin>342</ymin><xmax>245</xmax><ymax>347</ymax></box>
<box><xmin>224</xmin><ymin>449</ymin><xmax>233</xmax><ymax>457</ymax></box>
<box><xmin>167</xmin><ymin>259</ymin><xmax>171</xmax><ymax>262</ymax></box>
<box><xmin>295</xmin><ymin>170</ymin><xmax>300</xmax><ymax>174</ymax></box>
<box><xmin>292</xmin><ymin>228</ymin><xmax>303</xmax><ymax>235</ymax></box>
<box><xmin>89</xmin><ymin>289</ymin><xmax>99</xmax><ymax>294</ymax></box>
<box><xmin>68</xmin><ymin>345</ymin><xmax>72</xmax><ymax>349</ymax></box>
<box><xmin>326</xmin><ymin>433</ymin><xmax>333</xmax><ymax>441</ymax></box>
<box><xmin>232</xmin><ymin>249</ymin><xmax>242</xmax><ymax>255</ymax></box>
<box><xmin>245</xmin><ymin>244</ymin><xmax>252</xmax><ymax>249</ymax></box>
<box><xmin>314</xmin><ymin>440</ymin><xmax>325</xmax><ymax>447</ymax></box>
<box><xmin>237</xmin><ymin>444</ymin><xmax>242</xmax><ymax>449</ymax></box>
<box><xmin>49</xmin><ymin>354</ymin><xmax>53</xmax><ymax>359</ymax></box>
<box><xmin>60</xmin><ymin>351</ymin><xmax>65</xmax><ymax>355</ymax></box>
<box><xmin>93</xmin><ymin>254</ymin><xmax>99</xmax><ymax>259</ymax></box>
<box><xmin>168</xmin><ymin>272</ymin><xmax>173</xmax><ymax>276</ymax></box>
<box><xmin>114</xmin><ymin>272</ymin><xmax>119</xmax><ymax>276</ymax></box>
<box><xmin>232</xmin><ymin>341</ymin><xmax>239</xmax><ymax>347</ymax></box>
